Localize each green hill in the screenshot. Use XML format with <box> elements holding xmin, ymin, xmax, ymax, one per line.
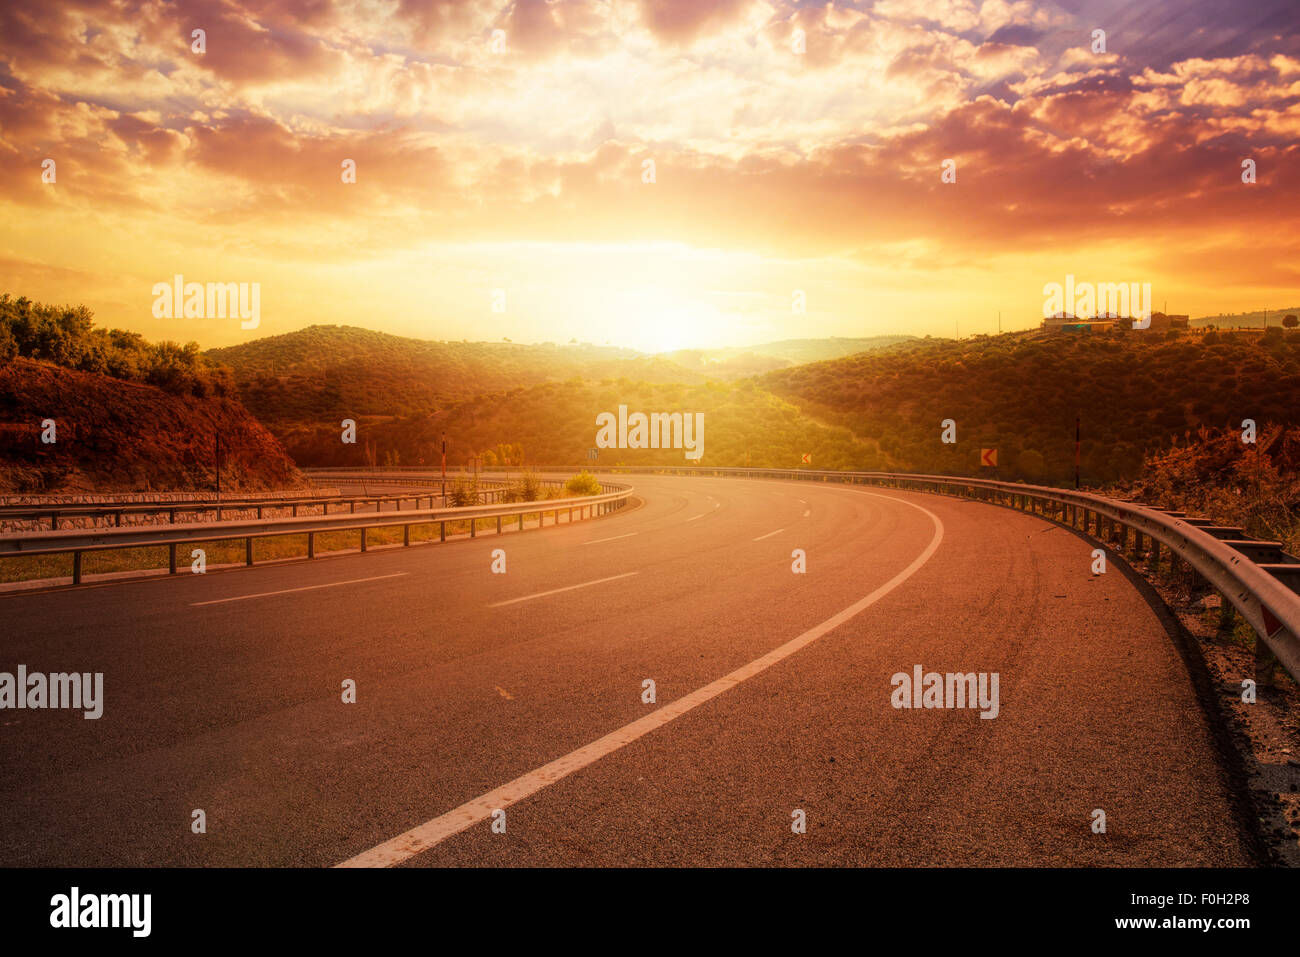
<box><xmin>1192</xmin><ymin>307</ymin><xmax>1300</xmax><ymax>329</ymax></box>
<box><xmin>207</xmin><ymin>325</ymin><xmax>709</xmax><ymax>425</ymax></box>
<box><xmin>758</xmin><ymin>327</ymin><xmax>1300</xmax><ymax>485</ymax></box>
<box><xmin>279</xmin><ymin>377</ymin><xmax>880</xmax><ymax>470</ymax></box>
<box><xmin>662</xmin><ymin>336</ymin><xmax>916</xmax><ymax>378</ymax></box>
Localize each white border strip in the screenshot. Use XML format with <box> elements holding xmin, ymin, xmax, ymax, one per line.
<box><xmin>191</xmin><ymin>573</ymin><xmax>408</xmax><ymax>606</ymax></box>
<box><xmin>487</xmin><ymin>571</ymin><xmax>640</xmax><ymax>608</ymax></box>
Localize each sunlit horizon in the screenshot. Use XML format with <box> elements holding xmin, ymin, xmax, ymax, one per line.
<box><xmin>2</xmin><ymin>1</ymin><xmax>1297</xmax><ymax>352</ymax></box>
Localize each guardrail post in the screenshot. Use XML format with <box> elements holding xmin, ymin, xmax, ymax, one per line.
<box><xmin>1255</xmin><ymin>638</ymin><xmax>1279</xmax><ymax>688</ymax></box>
<box><xmin>73</xmin><ymin>551</ymin><xmax>82</xmax><ymax>585</ymax></box>
<box><xmin>497</xmin><ymin>515</ymin><xmax>503</xmax><ymax>534</ymax></box>
<box><xmin>169</xmin><ymin>509</ymin><xmax>176</xmax><ymax>524</ymax></box>
<box><xmin>440</xmin><ymin>521</ymin><xmax>446</xmax><ymax>542</ymax></box>
<box><xmin>350</xmin><ymin>500</ymin><xmax>356</xmax><ymax>514</ymax></box>
<box><xmin>308</xmin><ymin>532</ymin><xmax>315</xmax><ymax>559</ymax></box>
<box><xmin>361</xmin><ymin>528</ymin><xmax>368</xmax><ymax>551</ymax></box>
<box><xmin>169</xmin><ymin>543</ymin><xmax>177</xmax><ymax>574</ymax></box>
<box><xmin>246</xmin><ymin>537</ymin><xmax>254</xmax><ymax>566</ymax></box>
<box><xmin>1216</xmin><ymin>593</ymin><xmax>1234</xmax><ymax>634</ymax></box>
<box><xmin>403</xmin><ymin>524</ymin><xmax>410</xmax><ymax>546</ymax></box>
<box><xmin>470</xmin><ymin>519</ymin><xmax>476</xmax><ymax>538</ymax></box>
<box><xmin>519</xmin><ymin>514</ymin><xmax>524</xmax><ymax>531</ymax></box>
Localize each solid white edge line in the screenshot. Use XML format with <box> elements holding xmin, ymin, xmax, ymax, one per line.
<box><xmin>752</xmin><ymin>528</ymin><xmax>785</xmax><ymax>541</ymax></box>
<box><xmin>190</xmin><ymin>573</ymin><xmax>409</xmax><ymax>606</ymax></box>
<box><xmin>487</xmin><ymin>571</ymin><xmax>640</xmax><ymax>608</ymax></box>
<box><xmin>336</xmin><ymin>490</ymin><xmax>944</xmax><ymax>867</ymax></box>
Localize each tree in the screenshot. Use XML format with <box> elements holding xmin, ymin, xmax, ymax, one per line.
<box><xmin>1016</xmin><ymin>449</ymin><xmax>1045</xmax><ymax>479</ymax></box>
<box><xmin>1284</xmin><ymin>315</ymin><xmax>1298</xmax><ymax>329</ymax></box>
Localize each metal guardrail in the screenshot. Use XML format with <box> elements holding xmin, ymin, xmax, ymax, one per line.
<box><xmin>0</xmin><ymin>483</ymin><xmax>633</xmax><ymax>585</ymax></box>
<box><xmin>0</xmin><ymin>474</ymin><xmax>546</xmax><ymax>529</ymax></box>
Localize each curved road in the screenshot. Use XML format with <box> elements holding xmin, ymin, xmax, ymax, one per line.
<box><xmin>0</xmin><ymin>474</ymin><xmax>1254</xmax><ymax>866</ymax></box>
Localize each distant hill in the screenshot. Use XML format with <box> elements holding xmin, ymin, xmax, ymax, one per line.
<box><xmin>662</xmin><ymin>336</ymin><xmax>916</xmax><ymax>378</ymax></box>
<box><xmin>759</xmin><ymin>327</ymin><xmax>1300</xmax><ymax>484</ymax></box>
<box><xmin>207</xmin><ymin>325</ymin><xmax>708</xmax><ymax>425</ymax></box>
<box><xmin>1192</xmin><ymin>307</ymin><xmax>1300</xmax><ymax>328</ymax></box>
<box><xmin>278</xmin><ymin>377</ymin><xmax>883</xmax><ymax>470</ymax></box>
<box><xmin>0</xmin><ymin>293</ymin><xmax>302</xmax><ymax>492</ymax></box>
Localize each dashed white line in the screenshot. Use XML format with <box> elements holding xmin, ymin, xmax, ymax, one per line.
<box><xmin>684</xmin><ymin>514</ymin><xmax>706</xmax><ymax>522</ymax></box>
<box><xmin>752</xmin><ymin>528</ymin><xmax>785</xmax><ymax>541</ymax></box>
<box><xmin>581</xmin><ymin>532</ymin><xmax>638</xmax><ymax>545</ymax></box>
<box><xmin>487</xmin><ymin>571</ymin><xmax>639</xmax><ymax>608</ymax></box>
<box><xmin>337</xmin><ymin>490</ymin><xmax>944</xmax><ymax>868</ymax></box>
<box><xmin>190</xmin><ymin>573</ymin><xmax>408</xmax><ymax>606</ymax></box>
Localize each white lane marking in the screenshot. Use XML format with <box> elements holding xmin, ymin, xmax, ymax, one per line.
<box><xmin>191</xmin><ymin>573</ymin><xmax>408</xmax><ymax>607</ymax></box>
<box><xmin>582</xmin><ymin>532</ymin><xmax>638</xmax><ymax>545</ymax></box>
<box><xmin>684</xmin><ymin>514</ymin><xmax>706</xmax><ymax>522</ymax></box>
<box><xmin>487</xmin><ymin>572</ymin><xmax>640</xmax><ymax>608</ymax></box>
<box><xmin>337</xmin><ymin>491</ymin><xmax>944</xmax><ymax>868</ymax></box>
<box><xmin>752</xmin><ymin>528</ymin><xmax>785</xmax><ymax>541</ymax></box>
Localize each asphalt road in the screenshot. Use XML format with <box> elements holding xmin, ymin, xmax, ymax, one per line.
<box><xmin>0</xmin><ymin>474</ymin><xmax>1255</xmax><ymax>866</ymax></box>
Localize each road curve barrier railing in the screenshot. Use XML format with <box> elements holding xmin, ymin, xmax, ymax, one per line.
<box><xmin>486</xmin><ymin>463</ymin><xmax>1300</xmax><ymax>687</ymax></box>
<box><xmin>0</xmin><ymin>474</ymin><xmax>543</xmax><ymax>532</ymax></box>
<box><xmin>0</xmin><ymin>483</ymin><xmax>633</xmax><ymax>587</ymax></box>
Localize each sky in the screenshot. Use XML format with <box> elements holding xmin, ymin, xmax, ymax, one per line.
<box><xmin>1</xmin><ymin>0</ymin><xmax>1298</xmax><ymax>353</ymax></box>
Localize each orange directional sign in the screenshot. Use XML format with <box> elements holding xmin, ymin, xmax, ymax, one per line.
<box><xmin>801</xmin><ymin>453</ymin><xmax>812</xmax><ymax>464</ymax></box>
<box><xmin>980</xmin><ymin>448</ymin><xmax>997</xmax><ymax>467</ymax></box>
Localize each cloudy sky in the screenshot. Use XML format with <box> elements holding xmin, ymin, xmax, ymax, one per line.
<box><xmin>1</xmin><ymin>0</ymin><xmax>1298</xmax><ymax>351</ymax></box>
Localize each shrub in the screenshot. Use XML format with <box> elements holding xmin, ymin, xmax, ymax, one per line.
<box><xmin>564</xmin><ymin>470</ymin><xmax>602</xmax><ymax>496</ymax></box>
<box><xmin>448</xmin><ymin>477</ymin><xmax>478</xmax><ymax>507</ymax></box>
<box><xmin>1015</xmin><ymin>449</ymin><xmax>1045</xmax><ymax>480</ymax></box>
<box><xmin>519</xmin><ymin>471</ymin><xmax>542</xmax><ymax>501</ymax></box>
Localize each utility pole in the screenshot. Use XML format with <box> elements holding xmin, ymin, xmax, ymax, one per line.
<box><xmin>215</xmin><ymin>432</ymin><xmax>221</xmax><ymax>498</ymax></box>
<box><xmin>1074</xmin><ymin>416</ymin><xmax>1081</xmax><ymax>490</ymax></box>
<box><xmin>440</xmin><ymin>433</ymin><xmax>447</xmax><ymax>504</ymax></box>
<box><xmin>997</xmin><ymin>311</ymin><xmax>1001</xmax><ymax>335</ymax></box>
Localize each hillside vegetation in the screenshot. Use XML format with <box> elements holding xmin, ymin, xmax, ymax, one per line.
<box><xmin>1127</xmin><ymin>423</ymin><xmax>1300</xmax><ymax>555</ymax></box>
<box><xmin>759</xmin><ymin>328</ymin><xmax>1300</xmax><ymax>485</ymax></box>
<box><xmin>1</xmin><ymin>293</ymin><xmax>232</xmax><ymax>397</ymax></box>
<box><xmin>279</xmin><ymin>378</ymin><xmax>879</xmax><ymax>470</ymax></box>
<box><xmin>0</xmin><ymin>295</ymin><xmax>301</xmax><ymax>493</ymax></box>
<box><xmin>663</xmin><ymin>336</ymin><xmax>916</xmax><ymax>378</ymax></box>
<box><xmin>207</xmin><ymin>325</ymin><xmax>709</xmax><ymax>424</ymax></box>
